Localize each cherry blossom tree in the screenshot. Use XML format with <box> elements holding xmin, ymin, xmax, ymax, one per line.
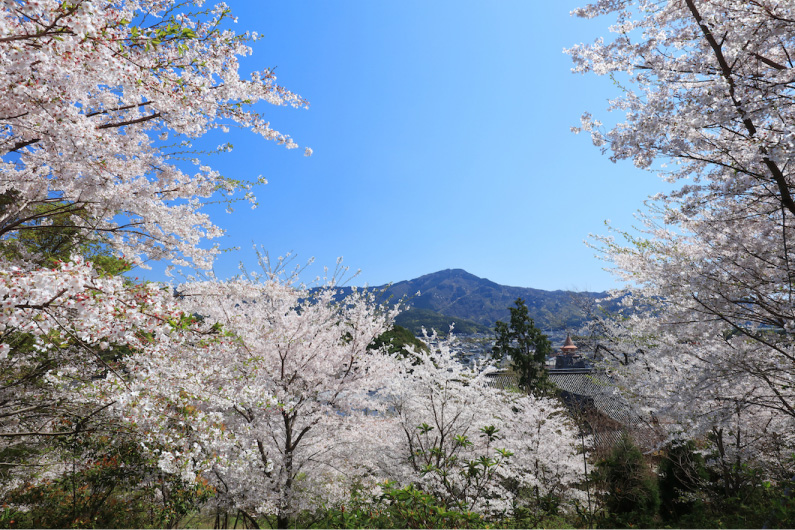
<box><xmin>569</xmin><ymin>0</ymin><xmax>795</xmax><ymax>215</ymax></box>
<box><xmin>0</xmin><ymin>0</ymin><xmax>309</xmax><ymax>422</ymax></box>
<box><xmin>1</xmin><ymin>0</ymin><xmax>309</xmax><ymax>271</ymax></box>
<box><xmin>377</xmin><ymin>333</ymin><xmax>586</xmax><ymax>523</ymax></box>
<box><xmin>570</xmin><ymin>0</ymin><xmax>795</xmax><ymax>482</ymax></box>
<box><xmin>0</xmin><ymin>256</ymin><xmax>194</xmax><ymax>501</ymax></box>
<box><xmin>0</xmin><ymin>0</ymin><xmax>311</xmax><ymax>511</ymax></box>
<box><xmin>113</xmin><ymin>272</ymin><xmax>402</xmax><ymax>528</ymax></box>
<box><xmin>113</xmin><ymin>297</ymin><xmax>586</xmax><ymax>526</ymax></box>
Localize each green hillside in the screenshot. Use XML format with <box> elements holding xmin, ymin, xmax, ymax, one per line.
<box><xmin>394</xmin><ymin>307</ymin><xmax>492</xmax><ymax>336</ymax></box>
<box><xmin>380</xmin><ymin>269</ymin><xmax>616</xmax><ymax>331</ymax></box>
<box><xmin>336</xmin><ymin>268</ymin><xmax>619</xmax><ymax>333</ymax></box>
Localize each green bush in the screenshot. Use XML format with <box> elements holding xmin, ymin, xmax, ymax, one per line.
<box><xmin>1</xmin><ymin>431</ymin><xmax>212</xmax><ymax>529</ymax></box>
<box><xmin>594</xmin><ymin>433</ymin><xmax>660</xmax><ymax>528</ymax></box>
<box><xmin>318</xmin><ymin>482</ymin><xmax>491</xmax><ymax>529</ymax></box>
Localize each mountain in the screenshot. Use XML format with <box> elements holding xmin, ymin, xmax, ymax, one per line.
<box><xmin>346</xmin><ymin>269</ymin><xmax>616</xmax><ymax>334</ymax></box>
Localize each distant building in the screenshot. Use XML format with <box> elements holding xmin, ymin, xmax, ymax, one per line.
<box><xmin>555</xmin><ymin>334</ymin><xmax>589</xmax><ymax>369</ymax></box>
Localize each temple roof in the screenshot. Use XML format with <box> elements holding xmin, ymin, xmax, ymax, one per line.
<box><xmin>561</xmin><ymin>334</ymin><xmax>578</xmax><ymax>351</ymax></box>
<box><xmin>485</xmin><ymin>368</ymin><xmax>663</xmax><ymax>452</ymax></box>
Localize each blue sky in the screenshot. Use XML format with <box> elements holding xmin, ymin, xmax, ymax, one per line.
<box><xmin>148</xmin><ymin>1</ymin><xmax>666</xmax><ymax>292</ymax></box>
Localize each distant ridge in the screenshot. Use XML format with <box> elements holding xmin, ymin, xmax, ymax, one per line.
<box><xmin>341</xmin><ymin>269</ymin><xmax>614</xmax><ymax>334</ymax></box>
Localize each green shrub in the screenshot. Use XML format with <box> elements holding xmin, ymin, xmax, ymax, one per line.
<box><xmin>318</xmin><ymin>482</ymin><xmax>490</xmax><ymax>529</ymax></box>
<box><xmin>1</xmin><ymin>432</ymin><xmax>212</xmax><ymax>529</ymax></box>
<box><xmin>594</xmin><ymin>433</ymin><xmax>660</xmax><ymax>528</ymax></box>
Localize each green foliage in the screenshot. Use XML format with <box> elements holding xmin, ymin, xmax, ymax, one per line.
<box><xmin>763</xmin><ymin>473</ymin><xmax>795</xmax><ymax>530</ymax></box>
<box><xmin>594</xmin><ymin>433</ymin><xmax>660</xmax><ymax>528</ymax></box>
<box><xmin>368</xmin><ymin>325</ymin><xmax>428</xmax><ymax>362</ymax></box>
<box><xmin>509</xmin><ymin>500</ymin><xmax>571</xmax><ymax>529</ymax></box>
<box><xmin>395</xmin><ymin>308</ymin><xmax>491</xmax><ymax>336</ymax></box>
<box><xmin>669</xmin><ymin>442</ymin><xmax>795</xmax><ymax>529</ymax></box>
<box><xmin>492</xmin><ymin>298</ymin><xmax>552</xmax><ymax>396</ymax></box>
<box><xmin>0</xmin><ymin>199</ymin><xmax>131</xmax><ymax>276</ymax></box>
<box><xmin>660</xmin><ymin>467</ymin><xmax>795</xmax><ymax>529</ymax></box>
<box><xmin>318</xmin><ymin>482</ymin><xmax>491</xmax><ymax>529</ymax></box>
<box><xmin>317</xmin><ymin>480</ymin><xmax>585</xmax><ymax>529</ymax></box>
<box><xmin>658</xmin><ymin>439</ymin><xmax>709</xmax><ymax>525</ymax></box>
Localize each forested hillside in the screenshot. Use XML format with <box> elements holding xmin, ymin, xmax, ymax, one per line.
<box><xmin>345</xmin><ymin>268</ymin><xmax>616</xmax><ymax>332</ymax></box>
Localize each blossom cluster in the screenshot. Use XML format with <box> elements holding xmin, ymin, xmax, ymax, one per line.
<box><xmin>1</xmin><ymin>0</ymin><xmax>308</xmax><ymax>269</ymax></box>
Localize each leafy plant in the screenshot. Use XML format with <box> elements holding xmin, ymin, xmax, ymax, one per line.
<box><xmin>2</xmin><ymin>429</ymin><xmax>212</xmax><ymax>529</ymax></box>
<box><xmin>319</xmin><ymin>482</ymin><xmax>491</xmax><ymax>529</ymax></box>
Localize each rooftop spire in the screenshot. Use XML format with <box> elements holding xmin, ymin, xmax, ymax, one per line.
<box><xmin>561</xmin><ymin>334</ymin><xmax>578</xmax><ymax>353</ymax></box>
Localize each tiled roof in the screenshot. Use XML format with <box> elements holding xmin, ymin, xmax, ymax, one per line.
<box><xmin>486</xmin><ymin>368</ymin><xmax>661</xmax><ymax>451</ymax></box>
<box><xmin>548</xmin><ymin>369</ymin><xmax>632</xmax><ymax>424</ymax></box>
<box><xmin>549</xmin><ymin>369</ymin><xmax>661</xmax><ymax>450</ymax></box>
<box><xmin>484</xmin><ymin>371</ymin><xmax>521</xmax><ymax>391</ymax></box>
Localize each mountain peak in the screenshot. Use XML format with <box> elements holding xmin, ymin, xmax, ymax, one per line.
<box><xmin>375</xmin><ymin>269</ymin><xmax>614</xmax><ymax>332</ymax></box>
<box><xmin>427</xmin><ymin>268</ymin><xmax>479</xmax><ymax>280</ymax></box>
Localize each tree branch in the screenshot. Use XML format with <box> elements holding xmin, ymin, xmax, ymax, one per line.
<box><xmin>6</xmin><ymin>138</ymin><xmax>41</xmax><ymax>153</ymax></box>
<box><xmin>96</xmin><ymin>112</ymin><xmax>162</xmax><ymax>129</ymax></box>
<box><xmin>685</xmin><ymin>0</ymin><xmax>795</xmax><ymax>217</ymax></box>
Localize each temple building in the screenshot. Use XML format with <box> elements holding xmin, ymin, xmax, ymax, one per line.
<box><xmin>554</xmin><ymin>334</ymin><xmax>588</xmax><ymax>369</ymax></box>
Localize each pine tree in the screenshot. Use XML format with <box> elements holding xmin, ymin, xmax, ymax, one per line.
<box><xmin>492</xmin><ymin>298</ymin><xmax>552</xmax><ymax>396</ymax></box>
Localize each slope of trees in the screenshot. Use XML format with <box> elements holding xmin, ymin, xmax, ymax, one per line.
<box><xmin>375</xmin><ymin>268</ymin><xmax>613</xmax><ymax>330</ymax></box>
<box><xmin>394</xmin><ymin>307</ymin><xmax>491</xmax><ymax>336</ymax></box>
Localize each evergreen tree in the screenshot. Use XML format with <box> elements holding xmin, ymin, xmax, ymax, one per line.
<box><xmin>368</xmin><ymin>325</ymin><xmax>428</xmax><ymax>363</ymax></box>
<box><xmin>596</xmin><ymin>433</ymin><xmax>660</xmax><ymax>528</ymax></box>
<box><xmin>492</xmin><ymin>298</ymin><xmax>552</xmax><ymax>396</ymax></box>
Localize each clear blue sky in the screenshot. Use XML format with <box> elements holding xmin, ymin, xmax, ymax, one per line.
<box><xmin>145</xmin><ymin>1</ymin><xmax>666</xmax><ymax>292</ymax></box>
